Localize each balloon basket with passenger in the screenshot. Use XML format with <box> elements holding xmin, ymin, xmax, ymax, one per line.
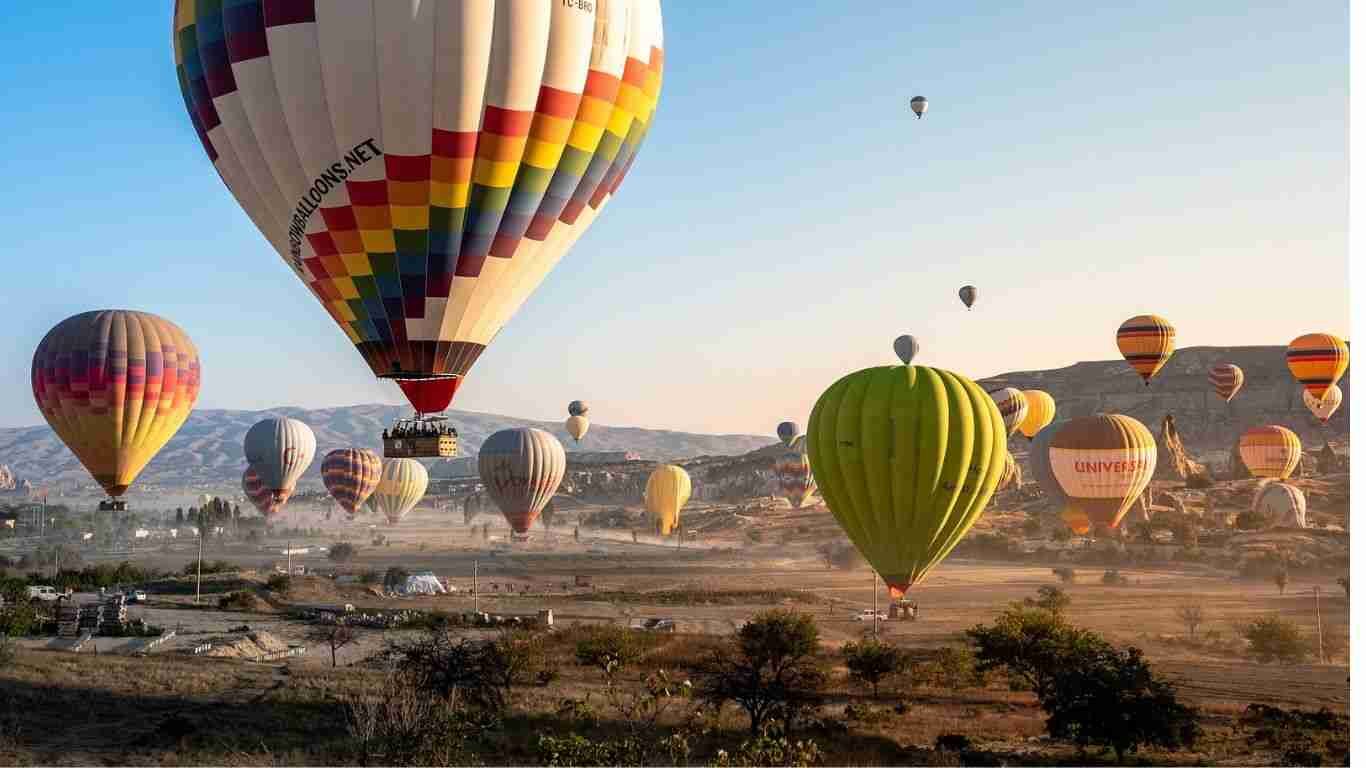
<box><xmin>383</xmin><ymin>414</ymin><xmax>459</xmax><ymax>459</ymax></box>
<box><xmin>98</xmin><ymin>499</ymin><xmax>128</xmax><ymax>513</ymax></box>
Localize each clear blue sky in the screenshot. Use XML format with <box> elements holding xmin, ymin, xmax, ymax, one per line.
<box><xmin>0</xmin><ymin>2</ymin><xmax>1347</xmax><ymax>434</ymax></box>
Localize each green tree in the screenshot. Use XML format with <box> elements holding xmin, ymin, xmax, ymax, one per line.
<box><xmin>1242</xmin><ymin>615</ymin><xmax>1311</xmax><ymax>665</ymax></box>
<box><xmin>1052</xmin><ymin>566</ymin><xmax>1075</xmax><ymax>583</ymax></box>
<box><xmin>1042</xmin><ymin>645</ymin><xmax>1200</xmax><ymax>762</ymax></box>
<box><xmin>841</xmin><ymin>639</ymin><xmax>909</xmax><ymax>698</ymax></box>
<box><xmin>965</xmin><ymin>606</ymin><xmax>1109</xmax><ymax>697</ymax></box>
<box><xmin>573</xmin><ymin>625</ymin><xmax>644</xmax><ymax>688</ymax></box>
<box><xmin>328</xmin><ymin>542</ymin><xmax>358</xmax><ymax>563</ymax></box>
<box><xmin>1023</xmin><ymin>586</ymin><xmax>1071</xmax><ymax>614</ymax></box>
<box><xmin>702</xmin><ymin>610</ymin><xmax>825</xmax><ymax>735</ymax></box>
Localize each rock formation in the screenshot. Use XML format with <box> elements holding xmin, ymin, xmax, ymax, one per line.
<box><xmin>1154</xmin><ymin>414</ymin><xmax>1211</xmax><ymax>487</ymax></box>
<box><xmin>1316</xmin><ymin>443</ymin><xmax>1344</xmax><ymax>474</ymax></box>
<box><xmin>0</xmin><ymin>465</ymin><xmax>14</xmax><ymax>491</ymax></box>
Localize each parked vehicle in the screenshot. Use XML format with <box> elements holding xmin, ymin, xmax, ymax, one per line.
<box><xmin>852</xmin><ymin>608</ymin><xmax>882</xmax><ymax>622</ymax></box>
<box><xmin>27</xmin><ymin>586</ymin><xmax>61</xmax><ymax>603</ymax></box>
<box><xmin>124</xmin><ymin>589</ymin><xmax>147</xmax><ymax>603</ymax></box>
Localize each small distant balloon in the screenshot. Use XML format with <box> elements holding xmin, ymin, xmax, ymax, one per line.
<box><xmin>776</xmin><ymin>421</ymin><xmax>799</xmax><ymax>447</ymax></box>
<box><xmin>958</xmin><ymin>285</ymin><xmax>977</xmax><ymax>310</ymax></box>
<box><xmin>1207</xmin><ymin>363</ymin><xmax>1245</xmax><ymax>403</ymax></box>
<box><xmin>990</xmin><ymin>387</ymin><xmax>1030</xmax><ymax>437</ymax></box>
<box><xmin>568</xmin><ymin>400</ymin><xmax>589</xmax><ymax>418</ymax></box>
<box><xmin>1116</xmin><ymin>314</ymin><xmax>1176</xmax><ymax>385</ymax></box>
<box><xmin>894</xmin><ymin>335</ymin><xmax>920</xmax><ymax>365</ymax></box>
<box><xmin>909</xmin><ymin>96</ymin><xmax>928</xmax><ymax>118</ymax></box>
<box><xmin>1303</xmin><ymin>385</ymin><xmax>1343</xmax><ymax>424</ymax></box>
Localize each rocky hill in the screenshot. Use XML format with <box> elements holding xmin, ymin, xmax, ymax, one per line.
<box><xmin>983</xmin><ymin>345</ymin><xmax>1348</xmax><ymax>457</ymax></box>
<box><xmin>0</xmin><ymin>404</ymin><xmax>769</xmax><ymax>496</ymax></box>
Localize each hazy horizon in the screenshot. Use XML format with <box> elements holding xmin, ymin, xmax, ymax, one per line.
<box><xmin>0</xmin><ymin>2</ymin><xmax>1348</xmax><ymax>436</ymax></box>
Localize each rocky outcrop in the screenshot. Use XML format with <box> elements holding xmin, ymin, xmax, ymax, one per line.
<box><xmin>1226</xmin><ymin>433</ymin><xmax>1252</xmax><ymax>480</ymax></box>
<box><xmin>1154</xmin><ymin>415</ymin><xmax>1211</xmax><ymax>486</ymax></box>
<box><xmin>1316</xmin><ymin>443</ymin><xmax>1345</xmax><ymax>474</ymax></box>
<box><xmin>0</xmin><ymin>465</ymin><xmax>13</xmax><ymax>491</ymax></box>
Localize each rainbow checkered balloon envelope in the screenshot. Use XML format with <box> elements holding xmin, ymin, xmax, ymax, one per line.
<box><xmin>173</xmin><ymin>1</ymin><xmax>663</xmax><ymax>413</ymax></box>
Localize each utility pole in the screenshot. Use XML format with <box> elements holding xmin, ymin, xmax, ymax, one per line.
<box><xmin>195</xmin><ymin>518</ymin><xmax>205</xmax><ymax>605</ymax></box>
<box><xmin>473</xmin><ymin>560</ymin><xmax>479</xmax><ymax>613</ymax></box>
<box><xmin>287</xmin><ymin>539</ymin><xmax>293</xmax><ymax>576</ymax></box>
<box><xmin>872</xmin><ymin>569</ymin><xmax>878</xmax><ymax>639</ymax></box>
<box><xmin>1314</xmin><ymin>585</ymin><xmax>1325</xmax><ymax>663</ymax></box>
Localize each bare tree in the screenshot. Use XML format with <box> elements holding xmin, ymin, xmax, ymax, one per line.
<box><xmin>1175</xmin><ymin>604</ymin><xmax>1205</xmax><ymax>641</ymax></box>
<box><xmin>309</xmin><ymin>624</ymin><xmax>358</xmax><ymax>668</ymax></box>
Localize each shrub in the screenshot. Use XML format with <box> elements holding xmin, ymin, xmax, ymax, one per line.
<box><xmin>709</xmin><ymin>722</ymin><xmax>822</xmax><ymax>767</ymax></box>
<box><xmin>841</xmin><ymin>639</ymin><xmax>910</xmax><ymax>698</ymax></box>
<box><xmin>328</xmin><ymin>542</ymin><xmax>357</xmax><ymax>563</ymax></box>
<box><xmin>1242</xmin><ymin>615</ymin><xmax>1311</xmax><ymax>665</ymax></box>
<box><xmin>1236</xmin><ymin>507</ymin><xmax>1271</xmax><ymax>531</ymax></box>
<box><xmin>573</xmin><ymin>625</ymin><xmax>645</xmax><ymax>686</ymax></box>
<box><xmin>1022</xmin><ymin>586</ymin><xmax>1070</xmax><ymax>614</ymax></box>
<box><xmin>917</xmin><ymin>647</ymin><xmax>984</xmax><ymax>691</ymax></box>
<box><xmin>1101</xmin><ymin>569</ymin><xmax>1127</xmax><ymax>586</ymax></box>
<box><xmin>266</xmin><ymin>574</ymin><xmax>291</xmax><ymax>592</ymax></box>
<box><xmin>935</xmin><ymin>733</ymin><xmax>972</xmax><ymax>752</ymax></box>
<box><xmin>383</xmin><ymin>567</ymin><xmax>410</xmax><ymax>591</ymax></box>
<box><xmin>701</xmin><ymin>610</ymin><xmax>825</xmax><ymax>735</ymax></box>
<box><xmin>0</xmin><ymin>602</ymin><xmax>37</xmax><ymax>638</ymax></box>
<box><xmin>1052</xmin><ymin>567</ymin><xmax>1075</xmax><ymax>583</ymax></box>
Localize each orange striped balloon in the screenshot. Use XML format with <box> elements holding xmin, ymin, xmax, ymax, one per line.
<box><xmin>1049</xmin><ymin>414</ymin><xmax>1156</xmax><ymax>531</ymax></box>
<box><xmin>1207</xmin><ymin>363</ymin><xmax>1244</xmax><ymax>402</ymax></box>
<box><xmin>1286</xmin><ymin>333</ymin><xmax>1349</xmax><ymax>399</ymax></box>
<box><xmin>1238</xmin><ymin>425</ymin><xmax>1302</xmax><ymax>480</ymax></box>
<box><xmin>1116</xmin><ymin>315</ymin><xmax>1176</xmax><ymax>384</ymax></box>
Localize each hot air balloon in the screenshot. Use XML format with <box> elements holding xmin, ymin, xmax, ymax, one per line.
<box><xmin>1250</xmin><ymin>482</ymin><xmax>1307</xmax><ymax>529</ymax></box>
<box><xmin>645</xmin><ymin>464</ymin><xmax>690</xmax><ymax>537</ymax></box>
<box><xmin>807</xmin><ymin>365</ymin><xmax>1006</xmax><ymax>599</ymax></box>
<box><xmin>1017</xmin><ymin>390</ymin><xmax>1056</xmax><ymax>440</ymax></box>
<box><xmin>990</xmin><ymin>387</ymin><xmax>1030</xmax><ymax>437</ymax></box>
<box><xmin>1048</xmin><ymin>415</ymin><xmax>1156</xmax><ymax>532</ymax></box>
<box><xmin>242</xmin><ymin>466</ymin><xmax>278</xmax><ymax>518</ymax></box>
<box><xmin>1028</xmin><ymin>422</ymin><xmax>1088</xmax><ymax>534</ymax></box>
<box><xmin>776</xmin><ymin>422</ymin><xmax>799</xmax><ymax>447</ymax></box>
<box><xmin>1239</xmin><ymin>425</ymin><xmax>1301</xmax><ymax>480</ymax></box>
<box><xmin>1303</xmin><ymin>384</ymin><xmax>1343</xmax><ymax>424</ymax></box>
<box><xmin>893</xmin><ymin>335</ymin><xmax>919</xmax><ymax>365</ymax></box>
<box><xmin>958</xmin><ymin>285</ymin><xmax>977</xmax><ymax>310</ymax></box>
<box><xmin>996</xmin><ymin>452</ymin><xmax>1017</xmax><ymax>493</ymax></box>
<box><xmin>566</xmin><ymin>415</ymin><xmax>590</xmax><ymax>442</ymax></box>
<box><xmin>1207</xmin><ymin>363</ymin><xmax>1244</xmax><ymax>403</ymax></box>
<box><xmin>774</xmin><ymin>443</ymin><xmax>816</xmax><ymax>509</ymax></box>
<box><xmin>243</xmin><ymin>418</ymin><xmax>317</xmax><ymax>504</ymax></box>
<box><xmin>478</xmin><ymin>427</ymin><xmax>566</xmax><ymax>539</ymax></box>
<box><xmin>321</xmin><ymin>448</ymin><xmax>383</xmax><ymax>519</ymax></box>
<box><xmin>909</xmin><ymin>96</ymin><xmax>928</xmax><ymax>118</ymax></box>
<box><xmin>1286</xmin><ymin>333</ymin><xmax>1349</xmax><ymax>399</ymax></box>
<box><xmin>373</xmin><ymin>458</ymin><xmax>429</xmax><ymax>525</ymax></box>
<box><xmin>173</xmin><ymin>2</ymin><xmax>664</xmax><ymax>419</ymax></box>
<box><xmin>568</xmin><ymin>400</ymin><xmax>589</xmax><ymax>417</ymax></box>
<box><xmin>1116</xmin><ymin>315</ymin><xmax>1176</xmax><ymax>385</ymax></box>
<box><xmin>31</xmin><ymin>310</ymin><xmax>201</xmax><ymax>509</ymax></box>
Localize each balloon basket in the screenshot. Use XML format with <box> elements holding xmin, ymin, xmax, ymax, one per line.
<box><xmin>383</xmin><ymin>415</ymin><xmax>459</xmax><ymax>458</ymax></box>
<box><xmin>98</xmin><ymin>499</ymin><xmax>127</xmax><ymax>512</ymax></box>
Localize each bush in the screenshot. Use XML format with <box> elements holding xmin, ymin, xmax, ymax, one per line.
<box><xmin>536</xmin><ymin>733</ymin><xmax>647</xmax><ymax>767</ymax></box>
<box><xmin>709</xmin><ymin>722</ymin><xmax>822</xmax><ymax>767</ymax></box>
<box><xmin>702</xmin><ymin>610</ymin><xmax>825</xmax><ymax>736</ymax></box>
<box><xmin>1101</xmin><ymin>569</ymin><xmax>1127</xmax><ymax>586</ymax></box>
<box><xmin>935</xmin><ymin>733</ymin><xmax>972</xmax><ymax>752</ymax></box>
<box><xmin>383</xmin><ymin>567</ymin><xmax>410</xmax><ymax>591</ymax></box>
<box><xmin>1236</xmin><ymin>507</ymin><xmax>1271</xmax><ymax>531</ymax></box>
<box><xmin>1052</xmin><ymin>567</ymin><xmax>1075</xmax><ymax>583</ymax></box>
<box><xmin>917</xmin><ymin>647</ymin><xmax>984</xmax><ymax>691</ymax></box>
<box><xmin>328</xmin><ymin>542</ymin><xmax>357</xmax><ymax>563</ymax></box>
<box><xmin>1022</xmin><ymin>586</ymin><xmax>1070</xmax><ymax>614</ymax></box>
<box><xmin>966</xmin><ymin>606</ymin><xmax>1109</xmax><ymax>698</ymax></box>
<box><xmin>0</xmin><ymin>602</ymin><xmax>38</xmax><ymax>637</ymax></box>
<box><xmin>841</xmin><ymin>639</ymin><xmax>910</xmax><ymax>698</ymax></box>
<box><xmin>573</xmin><ymin>625</ymin><xmax>645</xmax><ymax>685</ymax></box>
<box><xmin>266</xmin><ymin>574</ymin><xmax>291</xmax><ymax>592</ymax></box>
<box><xmin>1242</xmin><ymin>615</ymin><xmax>1311</xmax><ymax>664</ymax></box>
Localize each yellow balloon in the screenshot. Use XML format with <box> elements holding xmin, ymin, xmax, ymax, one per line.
<box><xmin>645</xmin><ymin>464</ymin><xmax>691</xmax><ymax>537</ymax></box>
<box><xmin>1017</xmin><ymin>390</ymin><xmax>1056</xmax><ymax>439</ymax></box>
<box><xmin>1239</xmin><ymin>425</ymin><xmax>1302</xmax><ymax>480</ymax></box>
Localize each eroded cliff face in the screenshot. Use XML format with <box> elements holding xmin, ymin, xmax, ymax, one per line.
<box><xmin>994</xmin><ymin>345</ymin><xmax>1349</xmax><ymax>458</ymax></box>
<box><xmin>558</xmin><ymin>446</ymin><xmax>789</xmax><ymax>506</ymax></box>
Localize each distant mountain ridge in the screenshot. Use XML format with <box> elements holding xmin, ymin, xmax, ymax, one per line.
<box><xmin>0</xmin><ymin>404</ymin><xmax>770</xmax><ymax>496</ymax></box>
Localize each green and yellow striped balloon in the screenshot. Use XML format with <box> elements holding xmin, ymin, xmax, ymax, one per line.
<box><xmin>807</xmin><ymin>365</ymin><xmax>1007</xmax><ymax>599</ymax></box>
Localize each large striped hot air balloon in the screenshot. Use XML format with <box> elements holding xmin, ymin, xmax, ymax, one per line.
<box><xmin>1017</xmin><ymin>390</ymin><xmax>1056</xmax><ymax>440</ymax></box>
<box><xmin>173</xmin><ymin>1</ymin><xmax>664</xmax><ymax>416</ymax></box>
<box><xmin>1116</xmin><ymin>315</ymin><xmax>1176</xmax><ymax>384</ymax></box>
<box><xmin>31</xmin><ymin>310</ymin><xmax>201</xmax><ymax>501</ymax></box>
<box><xmin>243</xmin><ymin>418</ymin><xmax>317</xmax><ymax>504</ymax></box>
<box><xmin>1286</xmin><ymin>333</ymin><xmax>1349</xmax><ymax>399</ymax></box>
<box><xmin>774</xmin><ymin>442</ymin><xmax>816</xmax><ymax>509</ymax></box>
<box><xmin>1049</xmin><ymin>415</ymin><xmax>1156</xmax><ymax>532</ymax></box>
<box><xmin>1303</xmin><ymin>385</ymin><xmax>1343</xmax><ymax>424</ymax></box>
<box><xmin>321</xmin><ymin>448</ymin><xmax>382</xmax><ymax>518</ymax></box>
<box><xmin>1239</xmin><ymin>425</ymin><xmax>1301</xmax><ymax>480</ymax></box>
<box><xmin>645</xmin><ymin>464</ymin><xmax>690</xmax><ymax>537</ymax></box>
<box><xmin>373</xmin><ymin>458</ymin><xmax>429</xmax><ymax>525</ymax></box>
<box><xmin>242</xmin><ymin>465</ymin><xmax>278</xmax><ymax>518</ymax></box>
<box><xmin>478</xmin><ymin>427</ymin><xmax>566</xmax><ymax>538</ymax></box>
<box><xmin>807</xmin><ymin>365</ymin><xmax>1007</xmax><ymax>599</ymax></box>
<box><xmin>990</xmin><ymin>388</ymin><xmax>1030</xmax><ymax>437</ymax></box>
<box><xmin>1207</xmin><ymin>363</ymin><xmax>1244</xmax><ymax>403</ymax></box>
